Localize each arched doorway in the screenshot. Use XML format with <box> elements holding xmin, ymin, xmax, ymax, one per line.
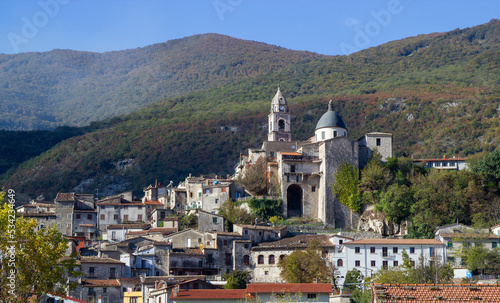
<box><xmin>287</xmin><ymin>184</ymin><xmax>303</xmax><ymax>217</ymax></box>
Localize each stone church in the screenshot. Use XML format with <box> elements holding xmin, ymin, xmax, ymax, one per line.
<box><xmin>238</xmin><ymin>87</ymin><xmax>393</xmax><ymax>228</ymax></box>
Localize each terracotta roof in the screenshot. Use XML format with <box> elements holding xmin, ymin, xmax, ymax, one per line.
<box><xmin>149</xmin><ymin>227</ymin><xmax>177</xmax><ymax>233</ymax></box>
<box><xmin>439</xmin><ymin>233</ymin><xmax>500</xmax><ymax>239</ymax></box>
<box><xmin>172</xmin><ymin>289</ymin><xmax>253</xmax><ymax>300</ymax></box>
<box><xmin>280</xmin><ymin>152</ymin><xmax>302</xmax><ymax>156</ymax></box>
<box><xmin>82</xmin><ymin>279</ymin><xmax>120</xmax><ymax>287</ymax></box>
<box><xmin>79</xmin><ymin>224</ymin><xmax>94</xmax><ymax>227</ymax></box>
<box><xmin>55</xmin><ymin>193</ymin><xmax>75</xmax><ymax>201</ymax></box>
<box><xmin>170</xmin><ymin>248</ymin><xmax>204</xmax><ymax>255</ymax></box>
<box><xmin>374</xmin><ymin>284</ymin><xmax>500</xmax><ymax>302</ymax></box>
<box><xmin>253</xmin><ymin>234</ymin><xmax>335</xmax><ymax>250</ymax></box>
<box><xmin>46</xmin><ymin>293</ymin><xmax>88</xmax><ymax>303</ymax></box>
<box><xmin>80</xmin><ymin>257</ymin><xmax>125</xmax><ymax>264</ymax></box>
<box><xmin>144</xmin><ymin>200</ymin><xmax>163</xmax><ymax>205</ymax></box>
<box><xmin>492</xmin><ymin>223</ymin><xmax>500</xmax><ymax>229</ymax></box>
<box><xmin>107</xmin><ymin>223</ymin><xmax>150</xmax><ymax>230</ymax></box>
<box><xmin>246</xmin><ymin>283</ymin><xmax>332</xmax><ymax>294</ymax></box>
<box><xmin>344</xmin><ymin>239</ymin><xmax>444</xmax><ymax>246</ymax></box>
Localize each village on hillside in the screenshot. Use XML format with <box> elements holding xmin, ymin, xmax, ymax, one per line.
<box><xmin>14</xmin><ymin>88</ymin><xmax>500</xmax><ymax>303</ymax></box>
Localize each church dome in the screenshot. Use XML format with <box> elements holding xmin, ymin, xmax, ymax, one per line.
<box><xmin>315</xmin><ymin>101</ymin><xmax>346</xmax><ymax>130</ymax></box>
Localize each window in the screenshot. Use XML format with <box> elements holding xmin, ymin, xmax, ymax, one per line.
<box><xmin>382</xmin><ymin>247</ymin><xmax>388</xmax><ymax>257</ymax></box>
<box><xmin>376</xmin><ymin>138</ymin><xmax>381</xmax><ymax>146</ymax></box>
<box><xmin>223</xmin><ymin>239</ymin><xmax>228</xmax><ymax>245</ymax></box>
<box><xmin>311</xmin><ymin>186</ymin><xmax>316</xmax><ymax>192</ymax></box>
<box><xmin>393</xmin><ymin>261</ymin><xmax>399</xmax><ymax>267</ymax></box>
<box><xmin>290</xmin><ymin>165</ymin><xmax>296</xmax><ymax>173</ymax></box>
<box><xmin>355</xmin><ymin>247</ymin><xmax>360</xmax><ymax>253</ymax></box>
<box><xmin>190</xmin><ymin>192</ymin><xmax>193</xmax><ymax>198</ymax></box>
<box><xmin>123</xmin><ymin>206</ymin><xmax>128</xmax><ymax>210</ymax></box>
<box><xmin>130</xmin><ymin>298</ymin><xmax>138</xmax><ymax>303</ymax></box>
<box><xmin>137</xmin><ymin>214</ymin><xmax>142</xmax><ymax>221</ymax></box>
<box><xmin>355</xmin><ymin>260</ymin><xmax>360</xmax><ymax>267</ymax></box>
<box><xmin>102</xmin><ymin>297</ymin><xmax>108</xmax><ymax>303</ymax></box>
<box><xmin>76</xmin><ymin>214</ymin><xmax>81</xmax><ymax>220</ymax></box>
<box><xmin>102</xmin><ymin>288</ymin><xmax>107</xmax><ymax>293</ymax></box>
<box><xmin>225</xmin><ymin>253</ymin><xmax>231</xmax><ymax>266</ymax></box>
<box><xmin>411</xmin><ymin>260</ymin><xmax>415</xmax><ymax>267</ymax></box>
<box><xmin>337</xmin><ymin>259</ymin><xmax>343</xmax><ymax>267</ymax></box>
<box><xmin>371</xmin><ymin>260</ymin><xmax>376</xmax><ymax>267</ymax></box>
<box><xmin>213</xmin><ymin>217</ymin><xmax>218</xmax><ymax>223</ymax></box>
<box><xmin>307</xmin><ymin>294</ymin><xmax>317</xmax><ymax>299</ymax></box>
<box><xmin>88</xmin><ymin>267</ymin><xmax>95</xmax><ymax>277</ymax></box>
<box><xmin>123</xmin><ymin>215</ymin><xmax>128</xmax><ymax>221</ymax></box>
<box><xmin>199</xmin><ymin>192</ymin><xmax>202</xmax><ymax>197</ymax></box>
<box><xmin>109</xmin><ymin>267</ymin><xmax>116</xmax><ymax>278</ymax></box>
<box><xmin>206</xmin><ymin>188</ymin><xmax>210</xmax><ymax>194</ymax></box>
<box><xmin>243</xmin><ymin>255</ymin><xmax>250</xmax><ymax>265</ymax></box>
<box><xmin>265</xmin><ymin>271</ymin><xmax>269</xmax><ymax>275</ymax></box>
<box><xmin>100</xmin><ymin>214</ymin><xmax>105</xmax><ymax>220</ymax></box>
<box><xmin>244</xmin><ymin>244</ymin><xmax>249</xmax><ymax>249</ymax></box>
<box><xmin>206</xmin><ymin>241</ymin><xmax>211</xmax><ymax>246</ymax></box>
<box><xmin>334</xmin><ymin>130</ymin><xmax>337</xmax><ymax>137</ymax></box>
<box><xmin>493</xmin><ymin>242</ymin><xmax>498</xmax><ymax>248</ymax></box>
<box><xmin>410</xmin><ymin>247</ymin><xmax>415</xmax><ymax>254</ymax></box>
<box><xmin>269</xmin><ymin>255</ymin><xmax>275</xmax><ymax>264</ymax></box>
<box><xmin>114</xmin><ymin>214</ymin><xmax>119</xmax><ymax>220</ymax></box>
<box><xmin>382</xmin><ymin>261</ymin><xmax>388</xmax><ymax>268</ymax></box>
<box><xmin>215</xmin><ymin>199</ymin><xmax>219</xmax><ymax>204</ymax></box>
<box><xmin>198</xmin><ymin>237</ymin><xmax>202</xmax><ymax>243</ymax></box>
<box><xmin>322</xmin><ymin>131</ymin><xmax>325</xmax><ymax>140</ymax></box>
<box><xmin>258</xmin><ymin>255</ymin><xmax>264</xmax><ymax>264</ymax></box>
<box><xmin>280</xmin><ymin>254</ymin><xmax>285</xmax><ymax>261</ymax></box>
<box><xmin>87</xmin><ymin>214</ymin><xmax>92</xmax><ymax>220</ymax></box>
<box><xmin>339</xmin><ymin>240</ymin><xmax>343</xmax><ymax>245</ymax></box>
<box><xmin>296</xmin><ymin>175</ymin><xmax>300</xmax><ymax>182</ymax></box>
<box><xmin>199</xmin><ymin>260</ymin><xmax>203</xmax><ymax>267</ymax></box>
<box><xmin>370</xmin><ymin>247</ymin><xmax>376</xmax><ymax>254</ymax></box>
<box><xmin>111</xmin><ymin>231</ymin><xmax>116</xmax><ymax>240</ymax></box>
<box><xmin>447</xmin><ymin>241</ymin><xmax>453</xmax><ymax>248</ymax></box>
<box><xmin>278</xmin><ymin>119</ymin><xmax>285</xmax><ymax>131</ymax></box>
<box><xmin>393</xmin><ymin>247</ymin><xmax>398</xmax><ymax>254</ymax></box>
<box><xmin>430</xmin><ymin>247</ymin><xmax>435</xmax><ymax>257</ymax></box>
<box><xmin>443</xmin><ymin>162</ymin><xmax>448</xmax><ymax>167</ymax></box>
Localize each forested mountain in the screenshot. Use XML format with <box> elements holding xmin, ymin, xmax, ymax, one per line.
<box><xmin>0</xmin><ymin>34</ymin><xmax>322</xmax><ymax>130</ymax></box>
<box><xmin>1</xmin><ymin>19</ymin><xmax>499</xmax><ymax>200</ymax></box>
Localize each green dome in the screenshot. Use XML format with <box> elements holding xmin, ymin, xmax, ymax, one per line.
<box><xmin>315</xmin><ymin>101</ymin><xmax>347</xmax><ymax>130</ymax></box>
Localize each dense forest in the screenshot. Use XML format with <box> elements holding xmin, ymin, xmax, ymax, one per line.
<box><xmin>1</xmin><ymin>19</ymin><xmax>499</xmax><ymax>201</ymax></box>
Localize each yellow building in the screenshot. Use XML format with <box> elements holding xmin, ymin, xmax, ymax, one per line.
<box><xmin>123</xmin><ymin>291</ymin><xmax>142</xmax><ymax>303</ymax></box>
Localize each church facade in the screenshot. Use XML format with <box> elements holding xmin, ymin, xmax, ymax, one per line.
<box><xmin>238</xmin><ymin>87</ymin><xmax>392</xmax><ymax>228</ymax></box>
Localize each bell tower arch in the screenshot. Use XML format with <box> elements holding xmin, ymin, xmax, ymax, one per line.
<box><xmin>268</xmin><ymin>86</ymin><xmax>292</xmax><ymax>142</ymax></box>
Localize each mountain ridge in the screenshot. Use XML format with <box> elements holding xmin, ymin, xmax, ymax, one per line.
<box><xmin>1</xmin><ymin>20</ymin><xmax>499</xmax><ymax>201</ymax></box>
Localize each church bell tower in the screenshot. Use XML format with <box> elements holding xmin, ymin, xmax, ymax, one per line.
<box><xmin>268</xmin><ymin>86</ymin><xmax>292</xmax><ymax>142</ymax></box>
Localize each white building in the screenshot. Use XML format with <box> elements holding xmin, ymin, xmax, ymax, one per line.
<box><xmin>413</xmin><ymin>156</ymin><xmax>468</xmax><ymax>171</ymax></box>
<box><xmin>342</xmin><ymin>238</ymin><xmax>446</xmax><ymax>282</ymax></box>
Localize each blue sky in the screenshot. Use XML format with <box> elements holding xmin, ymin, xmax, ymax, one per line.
<box><xmin>0</xmin><ymin>0</ymin><xmax>498</xmax><ymax>56</ymax></box>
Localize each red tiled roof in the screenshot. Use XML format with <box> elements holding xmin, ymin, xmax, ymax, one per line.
<box><xmin>374</xmin><ymin>284</ymin><xmax>500</xmax><ymax>302</ymax></box>
<box><xmin>281</xmin><ymin>152</ymin><xmax>301</xmax><ymax>156</ymax></box>
<box><xmin>149</xmin><ymin>227</ymin><xmax>177</xmax><ymax>233</ymax></box>
<box><xmin>439</xmin><ymin>233</ymin><xmax>500</xmax><ymax>239</ymax></box>
<box><xmin>246</xmin><ymin>283</ymin><xmax>332</xmax><ymax>294</ymax></box>
<box><xmin>107</xmin><ymin>223</ymin><xmax>150</xmax><ymax>230</ymax></box>
<box><xmin>144</xmin><ymin>200</ymin><xmax>163</xmax><ymax>205</ymax></box>
<box><xmin>170</xmin><ymin>248</ymin><xmax>204</xmax><ymax>255</ymax></box>
<box><xmin>172</xmin><ymin>289</ymin><xmax>253</xmax><ymax>300</ymax></box>
<box><xmin>82</xmin><ymin>279</ymin><xmax>120</xmax><ymax>287</ymax></box>
<box><xmin>344</xmin><ymin>239</ymin><xmax>444</xmax><ymax>246</ymax></box>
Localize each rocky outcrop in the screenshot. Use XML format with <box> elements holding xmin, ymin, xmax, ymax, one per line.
<box><xmin>357</xmin><ymin>206</ymin><xmax>406</xmax><ymax>236</ymax></box>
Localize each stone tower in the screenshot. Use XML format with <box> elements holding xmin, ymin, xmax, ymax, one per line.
<box><xmin>268</xmin><ymin>86</ymin><xmax>292</xmax><ymax>141</ymax></box>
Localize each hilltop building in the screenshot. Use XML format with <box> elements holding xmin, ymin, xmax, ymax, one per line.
<box><xmin>238</xmin><ymin>87</ymin><xmax>393</xmax><ymax>228</ymax></box>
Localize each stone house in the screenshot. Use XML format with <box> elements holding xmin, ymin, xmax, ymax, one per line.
<box><xmin>150</xmin><ymin>208</ymin><xmax>176</xmax><ymax>227</ymax></box>
<box><xmin>120</xmin><ymin>241</ymin><xmax>171</xmax><ymax>277</ymax></box>
<box><xmin>78</xmin><ymin>279</ymin><xmax>122</xmax><ymax>303</ymax></box>
<box><xmin>249</xmin><ymin>234</ymin><xmax>337</xmax><ymax>283</ymax></box>
<box><xmin>55</xmin><ymin>193</ymin><xmax>95</xmax><ymax>236</ymax></box>
<box><xmin>233</xmin><ymin>224</ymin><xmax>287</xmax><ymax>244</ymax></box>
<box><xmin>97</xmin><ymin>195</ymin><xmax>147</xmax><ymax>233</ymax></box>
<box><xmin>18</xmin><ymin>212</ymin><xmax>57</xmax><ymax>231</ymax></box>
<box><xmin>191</xmin><ymin>209</ymin><xmax>225</xmax><ymax>232</ymax></box>
<box><xmin>104</xmin><ymin>223</ymin><xmax>151</xmax><ymax>242</ymax></box>
<box><xmin>80</xmin><ymin>256</ymin><xmax>125</xmax><ymax>279</ymax></box>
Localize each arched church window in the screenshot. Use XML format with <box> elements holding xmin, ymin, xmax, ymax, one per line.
<box><xmin>337</xmin><ymin>259</ymin><xmax>343</xmax><ymax>267</ymax></box>
<box><xmin>278</xmin><ymin>119</ymin><xmax>285</xmax><ymax>131</ymax></box>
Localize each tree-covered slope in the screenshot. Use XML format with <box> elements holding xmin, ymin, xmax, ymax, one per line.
<box><xmin>2</xmin><ymin>20</ymin><xmax>499</xmax><ymax>200</ymax></box>
<box><xmin>0</xmin><ymin>33</ymin><xmax>323</xmax><ymax>130</ymax></box>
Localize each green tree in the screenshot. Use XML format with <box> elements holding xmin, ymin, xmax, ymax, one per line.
<box><xmin>360</xmin><ymin>152</ymin><xmax>392</xmax><ymax>204</ymax></box>
<box><xmin>351</xmin><ymin>288</ymin><xmax>371</xmax><ymax>303</ymax></box>
<box><xmin>218</xmin><ymin>199</ymin><xmax>255</xmax><ymax>231</ymax></box>
<box><xmin>343</xmin><ymin>268</ymin><xmax>364</xmax><ymax>291</ymax></box>
<box><xmin>331</xmin><ymin>162</ymin><xmax>361</xmax><ymax>226</ymax></box>
<box><xmin>376</xmin><ymin>183</ymin><xmax>414</xmax><ymax>235</ymax></box>
<box><xmin>237</xmin><ymin>157</ymin><xmax>269</xmax><ymax>195</ymax></box>
<box><xmin>278</xmin><ymin>241</ymin><xmax>334</xmax><ymax>283</ymax></box>
<box><xmin>0</xmin><ymin>191</ymin><xmax>80</xmax><ymax>302</ymax></box>
<box><xmin>223</xmin><ymin>270</ymin><xmax>251</xmax><ymax>289</ymax></box>
<box><xmin>470</xmin><ymin>150</ymin><xmax>500</xmax><ymax>192</ymax></box>
<box><xmin>248</xmin><ymin>198</ymin><xmax>282</xmax><ymax>221</ymax></box>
